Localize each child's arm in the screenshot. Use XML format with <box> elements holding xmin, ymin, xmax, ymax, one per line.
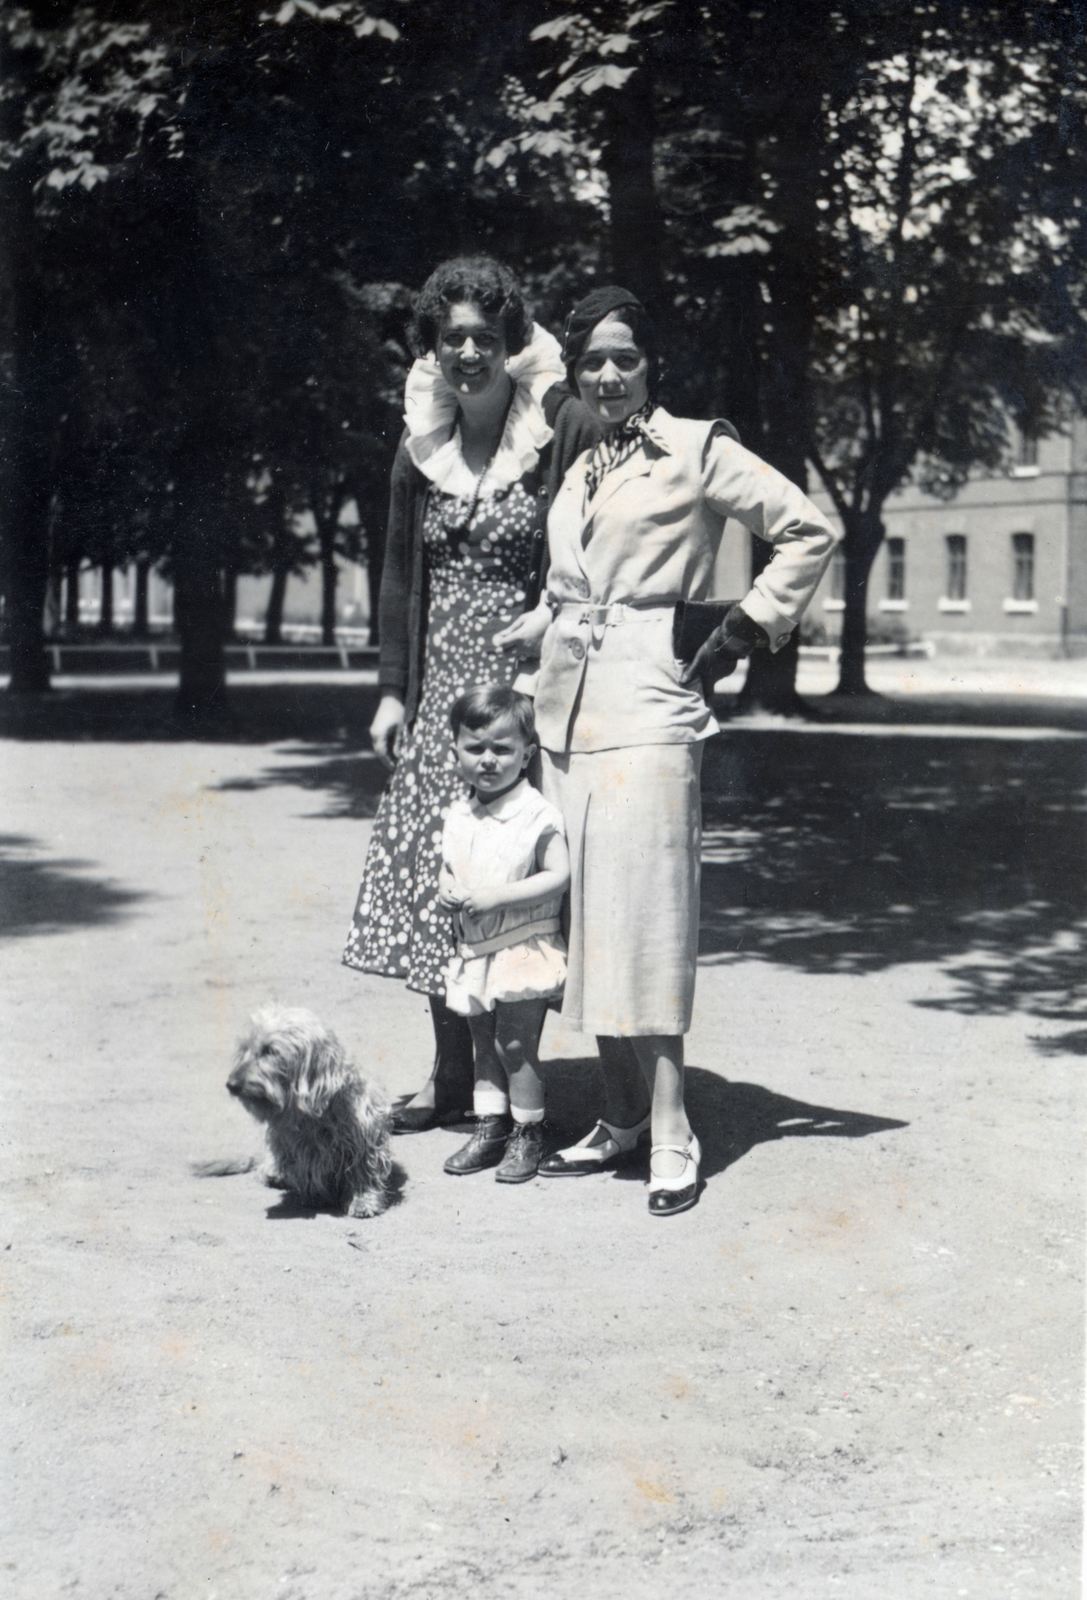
<box><xmin>437</xmin><ymin>862</ymin><xmax>467</xmax><ymax>910</ymax></box>
<box><xmin>457</xmin><ymin>830</ymin><xmax>570</xmax><ymax>917</ymax></box>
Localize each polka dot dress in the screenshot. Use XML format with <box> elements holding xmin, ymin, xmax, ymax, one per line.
<box><xmin>343</xmin><ymin>481</ymin><xmax>538</xmax><ymax>994</ymax></box>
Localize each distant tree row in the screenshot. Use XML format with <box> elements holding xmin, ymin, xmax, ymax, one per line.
<box><xmin>2</xmin><ymin>0</ymin><xmax>1084</xmax><ymax>714</ymax></box>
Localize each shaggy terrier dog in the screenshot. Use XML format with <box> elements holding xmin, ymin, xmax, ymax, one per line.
<box><xmin>202</xmin><ymin>1007</ymin><xmax>393</xmax><ymax>1217</ymax></box>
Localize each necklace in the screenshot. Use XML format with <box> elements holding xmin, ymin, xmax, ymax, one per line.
<box><xmin>438</xmin><ymin>384</ymin><xmax>516</xmax><ymax>537</ymax></box>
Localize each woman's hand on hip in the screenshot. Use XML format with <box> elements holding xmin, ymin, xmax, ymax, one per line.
<box><xmin>493</xmin><ymin>599</ymin><xmax>550</xmax><ymax>657</ymax></box>
<box><xmin>681</xmin><ymin>604</ymin><xmax>770</xmax><ymax>696</ymax></box>
<box><xmin>370</xmin><ymin>693</ymin><xmax>406</xmax><ymax>770</ymax></box>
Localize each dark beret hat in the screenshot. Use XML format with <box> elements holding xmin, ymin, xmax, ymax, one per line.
<box><xmin>561</xmin><ymin>285</ymin><xmax>648</xmax><ymax>377</ymax></box>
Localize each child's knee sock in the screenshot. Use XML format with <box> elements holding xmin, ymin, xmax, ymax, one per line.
<box><xmin>474</xmin><ymin>1085</ymin><xmax>509</xmax><ymax>1118</ymax></box>
<box><xmin>510</xmin><ymin>1106</ymin><xmax>545</xmax><ymax>1125</ymax></box>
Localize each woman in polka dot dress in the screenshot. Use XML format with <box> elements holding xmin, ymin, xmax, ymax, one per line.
<box><xmin>343</xmin><ymin>257</ymin><xmax>598</xmax><ymax>1131</ymax></box>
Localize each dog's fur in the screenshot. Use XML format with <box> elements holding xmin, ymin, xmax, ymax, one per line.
<box><xmin>212</xmin><ymin>1006</ymin><xmax>393</xmax><ymax>1217</ymax></box>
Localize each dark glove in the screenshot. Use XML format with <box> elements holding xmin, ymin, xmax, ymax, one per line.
<box><xmin>680</xmin><ymin>604</ymin><xmax>770</xmax><ymax>694</ymax></box>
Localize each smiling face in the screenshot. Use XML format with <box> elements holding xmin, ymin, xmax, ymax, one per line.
<box><xmin>574</xmin><ymin>315</ymin><xmax>650</xmax><ymax>431</ymax></box>
<box><xmin>436</xmin><ymin>301</ymin><xmax>510</xmax><ymax>402</ymax></box>
<box><xmin>453</xmin><ymin>714</ymin><xmax>534</xmax><ymax>799</ymax></box>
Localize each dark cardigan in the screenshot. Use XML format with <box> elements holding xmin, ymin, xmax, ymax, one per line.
<box><xmin>376</xmin><ymin>382</ymin><xmax>601</xmax><ymax>729</ymax></box>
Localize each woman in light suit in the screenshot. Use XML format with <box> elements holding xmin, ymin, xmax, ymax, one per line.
<box><xmin>496</xmin><ymin>286</ymin><xmax>838</xmax><ymax>1216</ymax></box>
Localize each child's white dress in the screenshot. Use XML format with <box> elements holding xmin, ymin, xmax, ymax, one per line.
<box><xmin>441</xmin><ymin>780</ymin><xmax>567</xmax><ymax>1016</ymax></box>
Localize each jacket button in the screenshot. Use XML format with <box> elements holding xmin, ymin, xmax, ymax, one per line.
<box><xmin>538</xmin><ymin>486</ymin><xmax>549</xmax><ymax>498</ymax></box>
<box><xmin>575</xmin><ymin>578</ymin><xmax>590</xmax><ymax>597</ymax></box>
<box><xmin>569</xmin><ymin>639</ymin><xmax>585</xmax><ymax>660</ymax></box>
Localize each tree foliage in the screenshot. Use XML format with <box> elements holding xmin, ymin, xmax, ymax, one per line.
<box><xmin>806</xmin><ymin>8</ymin><xmax>1087</xmax><ymax>689</ymax></box>
<box><xmin>2</xmin><ymin>0</ymin><xmax>1084</xmax><ymax>707</ymax></box>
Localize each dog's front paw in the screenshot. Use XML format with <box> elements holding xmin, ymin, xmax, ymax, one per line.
<box><xmin>348</xmin><ymin>1188</ymin><xmax>389</xmax><ymax>1219</ymax></box>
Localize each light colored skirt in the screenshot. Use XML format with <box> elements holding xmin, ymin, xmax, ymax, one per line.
<box><xmin>444</xmin><ymin>933</ymin><xmax>567</xmax><ymax>1017</ymax></box>
<box><xmin>541</xmin><ymin>742</ymin><xmax>703</xmax><ymax>1037</ymax></box>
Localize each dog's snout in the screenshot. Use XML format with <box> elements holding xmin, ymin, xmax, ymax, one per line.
<box><xmin>226</xmin><ymin>1079</ymin><xmax>242</xmax><ymax>1096</ymax></box>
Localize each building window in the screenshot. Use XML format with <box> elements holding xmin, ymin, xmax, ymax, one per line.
<box><xmin>1012</xmin><ymin>532</ymin><xmax>1034</xmax><ymax>602</ymax></box>
<box><xmin>945</xmin><ymin>535</ymin><xmax>967</xmax><ymax>602</ymax></box>
<box><xmin>1017</xmin><ymin>433</ymin><xmax>1038</xmax><ymax>468</ymax></box>
<box><xmin>886</xmin><ymin>538</ymin><xmax>905</xmax><ymax>601</ymax></box>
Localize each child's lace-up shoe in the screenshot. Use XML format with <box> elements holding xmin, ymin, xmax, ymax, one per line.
<box><xmin>443</xmin><ymin>1114</ymin><xmax>512</xmax><ymax>1175</ymax></box>
<box><xmin>495</xmin><ymin>1119</ymin><xmax>548</xmax><ymax>1184</ymax></box>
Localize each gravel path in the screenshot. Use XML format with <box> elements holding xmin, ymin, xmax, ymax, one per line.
<box><xmin>2</xmin><ymin>687</ymin><xmax>1083</xmax><ymax>1599</ymax></box>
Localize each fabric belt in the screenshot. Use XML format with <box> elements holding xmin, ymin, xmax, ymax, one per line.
<box><xmin>555</xmin><ymin>599</ymin><xmax>676</xmax><ymax>643</ymax></box>
<box><xmin>455</xmin><ymin>914</ymin><xmax>562</xmax><ymax>959</ymax></box>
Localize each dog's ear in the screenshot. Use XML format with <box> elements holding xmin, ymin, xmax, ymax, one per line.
<box><xmin>295</xmin><ymin>1029</ymin><xmax>348</xmax><ymax>1116</ymax></box>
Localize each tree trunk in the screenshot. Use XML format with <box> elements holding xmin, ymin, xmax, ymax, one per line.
<box><xmin>834</xmin><ymin>511</ymin><xmax>885</xmax><ymax>696</ymax></box>
<box><xmin>221</xmin><ymin>567</ymin><xmax>238</xmax><ymax>642</ymax></box>
<box><xmin>738</xmin><ymin>72</ymin><xmax>824</xmax><ymax>717</ymax></box>
<box><xmin>318</xmin><ymin>514</ymin><xmax>338</xmax><ymax>646</ymax></box>
<box><xmin>599</xmin><ymin>63</ymin><xmax>663</xmax><ymax>313</ymax></box>
<box><xmin>97</xmin><ymin>564</ymin><xmax>114</xmax><ymax>634</ymax></box>
<box><xmin>171</xmin><ymin>464</ymin><xmax>228</xmax><ymax>720</ymax></box>
<box><xmin>44</xmin><ymin>569</ymin><xmax>61</xmax><ymax>638</ymax></box>
<box><xmin>6</xmin><ymin>536</ymin><xmax>51</xmax><ymax>692</ymax></box>
<box><xmin>65</xmin><ymin>560</ymin><xmax>81</xmax><ymax>631</ymax></box>
<box><xmin>174</xmin><ymin>557</ymin><xmax>227</xmax><ymax>719</ymax></box>
<box><xmin>740</xmin><ymin>622</ymin><xmax>804</xmax><ymax>715</ymax></box>
<box><xmin>133</xmin><ymin>559</ymin><xmax>150</xmax><ymax>638</ymax></box>
<box><xmin>365</xmin><ymin>524</ymin><xmax>383</xmax><ymax>648</ymax></box>
<box><xmin>3</xmin><ymin>158</ymin><xmax>52</xmax><ymax>694</ymax></box>
<box><xmin>321</xmin><ymin>553</ymin><xmax>337</xmax><ymax>646</ymax></box>
<box><xmin>264</xmin><ymin>565</ymin><xmax>288</xmax><ymax>645</ymax></box>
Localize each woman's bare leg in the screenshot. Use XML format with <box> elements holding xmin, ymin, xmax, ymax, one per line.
<box><xmin>630</xmin><ymin>1034</ymin><xmax>692</xmax><ymax>1178</ymax></box>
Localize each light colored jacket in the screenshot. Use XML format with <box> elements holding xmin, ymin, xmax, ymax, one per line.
<box><xmin>533</xmin><ymin>407</ymin><xmax>839</xmax><ymax>754</ymax></box>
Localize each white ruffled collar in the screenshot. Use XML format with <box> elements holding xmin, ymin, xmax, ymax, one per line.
<box><xmin>403</xmin><ymin>322</ymin><xmax>566</xmax><ymax>499</ymax></box>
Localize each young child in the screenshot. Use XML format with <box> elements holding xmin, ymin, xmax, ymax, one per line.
<box><xmin>438</xmin><ymin>685</ymin><xmax>570</xmax><ymax>1183</ymax></box>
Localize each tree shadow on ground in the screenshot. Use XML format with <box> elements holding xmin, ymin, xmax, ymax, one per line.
<box><xmin>538</xmin><ymin>1057</ymin><xmax>907</xmax><ymax>1182</ymax></box>
<box><xmin>1029</xmin><ymin>1027</ymin><xmax>1087</xmax><ymax>1056</ymax></box>
<box><xmin>0</xmin><ymin>834</ymin><xmax>148</xmax><ymax>938</ymax></box>
<box><xmin>201</xmin><ymin>712</ymin><xmax>1087</xmax><ymax>1040</ymax></box>
<box><xmin>3</xmin><ymin>681</ymin><xmax>1085</xmax><ymax>743</ymax></box>
<box><xmin>0</xmin><ymin>681</ymin><xmax>384</xmax><ymax>748</ymax></box>
<box><xmin>698</xmin><ymin>729</ymin><xmax>1087</xmax><ymax>1044</ymax></box>
<box><xmin>6</xmin><ymin>684</ymin><xmax>1085</xmax><ymax>1041</ymax></box>
<box><xmin>216</xmin><ymin>746</ymin><xmax>389</xmax><ymax>818</ymax></box>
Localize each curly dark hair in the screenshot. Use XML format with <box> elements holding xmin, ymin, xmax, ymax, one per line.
<box><xmin>408</xmin><ymin>256</ymin><xmax>531</xmax><ymax>359</ymax></box>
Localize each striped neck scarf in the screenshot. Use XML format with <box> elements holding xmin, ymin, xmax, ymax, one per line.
<box><xmin>583</xmin><ymin>402</ymin><xmax>656</xmax><ymax>503</ymax></box>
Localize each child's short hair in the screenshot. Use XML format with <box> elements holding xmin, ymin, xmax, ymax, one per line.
<box><xmin>449</xmin><ymin>684</ymin><xmax>536</xmax><ymax>744</ymax></box>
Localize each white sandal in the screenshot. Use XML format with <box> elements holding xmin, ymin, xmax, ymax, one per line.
<box><xmin>648</xmin><ymin>1134</ymin><xmax>702</xmax><ymax>1217</ymax></box>
<box><xmin>538</xmin><ymin>1115</ymin><xmax>651</xmax><ymax>1177</ymax></box>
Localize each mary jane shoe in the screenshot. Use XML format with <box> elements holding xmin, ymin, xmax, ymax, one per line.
<box><xmin>647</xmin><ymin>1134</ymin><xmax>702</xmax><ymax>1217</ymax></box>
<box><xmin>538</xmin><ymin>1115</ymin><xmax>650</xmax><ymax>1177</ymax></box>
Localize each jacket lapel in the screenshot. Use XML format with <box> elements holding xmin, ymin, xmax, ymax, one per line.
<box><xmin>579</xmin><ymin>447</ymin><xmax>654</xmax><ymax>544</ymax></box>
<box><xmin>549</xmin><ymin>464</ymin><xmax>594</xmax><ymax>586</ymax></box>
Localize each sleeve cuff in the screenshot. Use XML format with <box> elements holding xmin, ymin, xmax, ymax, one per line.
<box><xmin>512</xmin><ymin>663</ymin><xmax>540</xmax><ymax>697</ymax></box>
<box><xmin>737</xmin><ymin>590</ymin><xmax>795</xmax><ymax>653</ymax></box>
